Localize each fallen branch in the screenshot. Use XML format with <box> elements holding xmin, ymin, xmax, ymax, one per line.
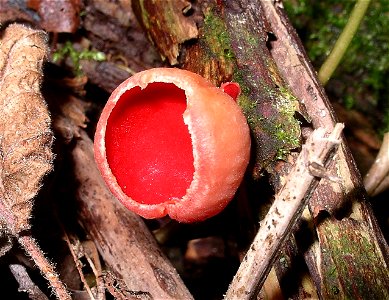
<box><xmin>225</xmin><ymin>123</ymin><xmax>344</xmax><ymax>299</ymax></box>
<box><xmin>9</xmin><ymin>263</ymin><xmax>49</xmax><ymax>300</ymax></box>
<box><xmin>18</xmin><ymin>235</ymin><xmax>71</xmax><ymax>300</ymax></box>
<box><xmin>62</xmin><ymin>232</ymin><xmax>96</xmax><ymax>300</ymax></box>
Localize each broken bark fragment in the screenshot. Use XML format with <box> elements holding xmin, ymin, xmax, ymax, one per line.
<box><xmin>132</xmin><ymin>0</ymin><xmax>198</xmax><ymax>65</ymax></box>
<box><xmin>27</xmin><ymin>0</ymin><xmax>81</xmax><ymax>33</ymax></box>
<box><xmin>226</xmin><ymin>124</ymin><xmax>344</xmax><ymax>299</ymax></box>
<box><xmin>72</xmin><ymin>130</ymin><xmax>194</xmax><ymax>299</ymax></box>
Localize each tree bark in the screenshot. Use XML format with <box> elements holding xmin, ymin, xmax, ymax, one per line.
<box><xmin>133</xmin><ymin>0</ymin><xmax>303</xmax><ymax>178</ymax></box>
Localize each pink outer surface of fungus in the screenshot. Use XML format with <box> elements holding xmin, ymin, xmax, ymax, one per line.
<box><xmin>94</xmin><ymin>68</ymin><xmax>251</xmax><ymax>222</ymax></box>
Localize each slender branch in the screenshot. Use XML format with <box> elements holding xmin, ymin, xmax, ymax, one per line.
<box><xmin>364</xmin><ymin>132</ymin><xmax>389</xmax><ymax>196</ymax></box>
<box><xmin>18</xmin><ymin>235</ymin><xmax>71</xmax><ymax>300</ymax></box>
<box><xmin>9</xmin><ymin>263</ymin><xmax>49</xmax><ymax>300</ymax></box>
<box><xmin>84</xmin><ymin>250</ymin><xmax>106</xmax><ymax>300</ymax></box>
<box><xmin>318</xmin><ymin>0</ymin><xmax>371</xmax><ymax>85</ymax></box>
<box><xmin>63</xmin><ymin>231</ymin><xmax>96</xmax><ymax>300</ymax></box>
<box><xmin>225</xmin><ymin>123</ymin><xmax>344</xmax><ymax>300</ymax></box>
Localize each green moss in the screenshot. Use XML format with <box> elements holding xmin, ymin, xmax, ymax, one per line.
<box><xmin>241</xmin><ymin>31</ymin><xmax>261</xmax><ymax>54</ymax></box>
<box><xmin>272</xmin><ymin>88</ymin><xmax>301</xmax><ymax>159</ymax></box>
<box><xmin>238</xmin><ymin>91</ymin><xmax>300</xmax><ymax>161</ymax></box>
<box><xmin>237</xmin><ymin>94</ymin><xmax>262</xmax><ymax>127</ymax></box>
<box><xmin>237</xmin><ymin>94</ymin><xmax>256</xmax><ymax>112</ymax></box>
<box><xmin>274</xmin><ymin>125</ymin><xmax>300</xmax><ymax>160</ymax></box>
<box><xmin>321</xmin><ymin>221</ymin><xmax>389</xmax><ymax>299</ymax></box>
<box><xmin>233</xmin><ymin>70</ymin><xmax>251</xmax><ymax>95</ymax></box>
<box><xmin>52</xmin><ymin>41</ymin><xmax>106</xmax><ymax>76</ymax></box>
<box><xmin>201</xmin><ymin>7</ymin><xmax>301</xmax><ymax>167</ymax></box>
<box><xmin>235</xmin><ymin>73</ymin><xmax>300</xmax><ymax>161</ymax></box>
<box><xmin>202</xmin><ymin>10</ymin><xmax>235</xmax><ymax>61</ymax></box>
<box><xmin>277</xmin><ymin>86</ymin><xmax>299</xmax><ymax>116</ymax></box>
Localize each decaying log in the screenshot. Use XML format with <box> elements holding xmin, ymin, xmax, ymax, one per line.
<box><xmin>131</xmin><ymin>0</ymin><xmax>389</xmax><ymax>298</ymax></box>
<box><xmin>70</xmin><ymin>0</ymin><xmax>164</xmax><ymax>93</ymax></box>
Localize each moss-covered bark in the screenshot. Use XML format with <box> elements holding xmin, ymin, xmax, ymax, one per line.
<box><xmin>317</xmin><ymin>217</ymin><xmax>389</xmax><ymax>299</ymax></box>
<box><xmin>133</xmin><ymin>0</ymin><xmax>302</xmax><ymax>178</ymax></box>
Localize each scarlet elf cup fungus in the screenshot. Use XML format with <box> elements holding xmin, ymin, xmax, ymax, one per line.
<box><xmin>94</xmin><ymin>68</ymin><xmax>251</xmax><ymax>222</ymax></box>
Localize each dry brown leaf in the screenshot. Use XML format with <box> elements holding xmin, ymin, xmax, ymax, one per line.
<box><xmin>0</xmin><ymin>24</ymin><xmax>71</xmax><ymax>299</ymax></box>
<box><xmin>0</xmin><ymin>24</ymin><xmax>53</xmax><ymax>236</ymax></box>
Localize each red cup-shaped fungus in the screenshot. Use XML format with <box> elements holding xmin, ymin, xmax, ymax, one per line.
<box><xmin>94</xmin><ymin>68</ymin><xmax>250</xmax><ymax>222</ymax></box>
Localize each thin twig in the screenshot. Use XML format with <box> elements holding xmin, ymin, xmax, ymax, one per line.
<box><xmin>224</xmin><ymin>123</ymin><xmax>344</xmax><ymax>300</ymax></box>
<box><xmin>364</xmin><ymin>132</ymin><xmax>389</xmax><ymax>196</ymax></box>
<box><xmin>84</xmin><ymin>248</ymin><xmax>106</xmax><ymax>300</ymax></box>
<box><xmin>18</xmin><ymin>235</ymin><xmax>72</xmax><ymax>300</ymax></box>
<box><xmin>9</xmin><ymin>263</ymin><xmax>49</xmax><ymax>300</ymax></box>
<box><xmin>62</xmin><ymin>231</ymin><xmax>96</xmax><ymax>300</ymax></box>
<box><xmin>318</xmin><ymin>0</ymin><xmax>371</xmax><ymax>85</ymax></box>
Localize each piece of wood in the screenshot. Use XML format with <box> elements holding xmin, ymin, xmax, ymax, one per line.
<box><xmin>50</xmin><ymin>85</ymin><xmax>193</xmax><ymax>299</ymax></box>
<box><xmin>364</xmin><ymin>132</ymin><xmax>389</xmax><ymax>196</ymax></box>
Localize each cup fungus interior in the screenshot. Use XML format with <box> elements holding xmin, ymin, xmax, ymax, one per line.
<box><xmin>105</xmin><ymin>82</ymin><xmax>194</xmax><ymax>205</ymax></box>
